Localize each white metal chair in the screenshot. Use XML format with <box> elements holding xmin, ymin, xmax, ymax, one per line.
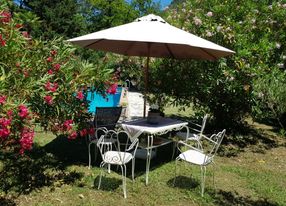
<box><xmin>97</xmin><ymin>130</ymin><xmax>139</xmax><ymax>198</ymax></box>
<box><xmin>176</xmin><ymin>114</ymin><xmax>208</xmax><ymax>149</ymax></box>
<box><xmin>88</xmin><ymin>107</ymin><xmax>122</xmax><ymax>169</ymax></box>
<box><xmin>88</xmin><ymin>127</ymin><xmax>118</xmax><ymax>169</ymax></box>
<box><xmin>174</xmin><ymin>129</ymin><xmax>226</xmax><ymax>197</ymax></box>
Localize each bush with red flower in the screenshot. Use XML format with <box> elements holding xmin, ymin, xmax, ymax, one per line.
<box><xmin>0</xmin><ymin>2</ymin><xmax>113</xmax><ymax>154</ymax></box>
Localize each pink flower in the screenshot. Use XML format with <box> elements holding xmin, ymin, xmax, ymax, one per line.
<box><xmin>0</xmin><ymin>117</ymin><xmax>11</xmax><ymax>127</ymax></box>
<box><xmin>0</xmin><ymin>34</ymin><xmax>6</xmax><ymax>47</ymax></box>
<box><xmin>0</xmin><ymin>95</ymin><xmax>7</xmax><ymax>104</ymax></box>
<box><xmin>193</xmin><ymin>17</ymin><xmax>202</xmax><ymax>26</ymax></box>
<box><xmin>68</xmin><ymin>131</ymin><xmax>77</xmax><ymax>140</ymax></box>
<box><xmin>45</xmin><ymin>81</ymin><xmax>58</xmax><ymax>92</ymax></box>
<box><xmin>0</xmin><ymin>11</ymin><xmax>11</xmax><ymax>24</ymax></box>
<box><xmin>19</xmin><ymin>127</ymin><xmax>35</xmax><ymax>154</ymax></box>
<box><xmin>45</xmin><ymin>82</ymin><xmax>51</xmax><ymax>90</ymax></box>
<box><xmin>16</xmin><ymin>62</ymin><xmax>21</xmax><ymax>67</ymax></box>
<box><xmin>206</xmin><ymin>11</ymin><xmax>213</xmax><ymax>17</ymax></box>
<box><xmin>50</xmin><ymin>50</ymin><xmax>57</xmax><ymax>56</ymax></box>
<box><xmin>76</xmin><ymin>91</ymin><xmax>84</xmax><ymax>100</ymax></box>
<box><xmin>18</xmin><ymin>104</ymin><xmax>29</xmax><ymax>118</ymax></box>
<box><xmin>88</xmin><ymin>128</ymin><xmax>95</xmax><ymax>135</ymax></box>
<box><xmin>0</xmin><ymin>128</ymin><xmax>10</xmax><ymax>139</ymax></box>
<box><xmin>63</xmin><ymin>119</ymin><xmax>73</xmax><ymax>131</ymax></box>
<box><xmin>44</xmin><ymin>95</ymin><xmax>53</xmax><ymax>105</ymax></box>
<box><xmin>23</xmin><ymin>70</ymin><xmax>29</xmax><ymax>77</ymax></box>
<box><xmin>46</xmin><ymin>57</ymin><xmax>53</xmax><ymax>63</ymax></box>
<box><xmin>22</xmin><ymin>31</ymin><xmax>30</xmax><ymax>39</ymax></box>
<box><xmin>15</xmin><ymin>24</ymin><xmax>22</xmax><ymax>29</ymax></box>
<box><xmin>106</xmin><ymin>83</ymin><xmax>118</xmax><ymax>94</ymax></box>
<box><xmin>47</xmin><ymin>69</ymin><xmax>53</xmax><ymax>75</ymax></box>
<box><xmin>53</xmin><ymin>63</ymin><xmax>61</xmax><ymax>72</ymax></box>
<box><xmin>79</xmin><ymin>129</ymin><xmax>88</xmax><ymax>137</ymax></box>
<box><xmin>206</xmin><ymin>31</ymin><xmax>213</xmax><ymax>37</ymax></box>
<box><xmin>7</xmin><ymin>109</ymin><xmax>13</xmax><ymax>118</ymax></box>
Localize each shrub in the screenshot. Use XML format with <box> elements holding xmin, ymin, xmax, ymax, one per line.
<box><xmin>0</xmin><ymin>2</ymin><xmax>111</xmax><ymax>154</ymax></box>
<box><xmin>148</xmin><ymin>0</ymin><xmax>286</xmax><ymax>129</ymax></box>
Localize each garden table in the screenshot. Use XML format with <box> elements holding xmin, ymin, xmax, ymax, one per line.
<box><xmin>121</xmin><ymin>117</ymin><xmax>188</xmax><ymax>185</ymax></box>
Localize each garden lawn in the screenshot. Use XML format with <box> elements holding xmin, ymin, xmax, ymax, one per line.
<box><xmin>1</xmin><ymin>124</ymin><xmax>286</xmax><ymax>206</ymax></box>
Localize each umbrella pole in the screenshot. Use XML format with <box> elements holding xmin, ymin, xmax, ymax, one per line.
<box><xmin>143</xmin><ymin>56</ymin><xmax>150</xmax><ymax>118</ymax></box>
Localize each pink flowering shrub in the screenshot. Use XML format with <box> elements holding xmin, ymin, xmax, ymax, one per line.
<box><xmin>0</xmin><ymin>2</ymin><xmax>112</xmax><ymax>154</ymax></box>
<box><xmin>148</xmin><ymin>0</ymin><xmax>286</xmax><ymax>129</ymax></box>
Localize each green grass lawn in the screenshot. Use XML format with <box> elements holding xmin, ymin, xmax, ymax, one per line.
<box><xmin>1</xmin><ymin>116</ymin><xmax>286</xmax><ymax>206</ymax></box>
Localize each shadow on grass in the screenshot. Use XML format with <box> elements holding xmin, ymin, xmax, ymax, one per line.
<box><xmin>0</xmin><ymin>196</ymin><xmax>16</xmax><ymax>206</ymax></box>
<box><xmin>211</xmin><ymin>190</ymin><xmax>279</xmax><ymax>206</ymax></box>
<box><xmin>167</xmin><ymin>114</ymin><xmax>280</xmax><ymax>157</ymax></box>
<box><xmin>43</xmin><ymin>134</ymin><xmax>89</xmax><ymax>166</ymax></box>
<box><xmin>167</xmin><ymin>176</ymin><xmax>199</xmax><ymax>189</ymax></box>
<box><xmin>93</xmin><ymin>176</ymin><xmax>122</xmax><ymax>191</ymax></box>
<box><xmin>0</xmin><ymin>141</ymin><xmax>84</xmax><ymax>197</ymax></box>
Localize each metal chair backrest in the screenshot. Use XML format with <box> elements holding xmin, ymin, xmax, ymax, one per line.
<box><xmin>97</xmin><ymin>130</ymin><xmax>138</xmax><ymax>164</ymax></box>
<box><xmin>94</xmin><ymin>107</ymin><xmax>122</xmax><ymax>130</ymax></box>
<box><xmin>97</xmin><ymin>129</ymin><xmax>117</xmax><ymax>158</ymax></box>
<box><xmin>199</xmin><ymin>114</ymin><xmax>208</xmax><ymax>138</ymax></box>
<box><xmin>116</xmin><ymin>131</ymin><xmax>139</xmax><ymax>163</ymax></box>
<box><xmin>206</xmin><ymin>129</ymin><xmax>226</xmax><ymax>159</ymax></box>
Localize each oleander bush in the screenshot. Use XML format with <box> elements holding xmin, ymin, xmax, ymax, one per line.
<box><xmin>0</xmin><ymin>2</ymin><xmax>112</xmax><ymax>154</ymax></box>
<box><xmin>148</xmin><ymin>0</ymin><xmax>286</xmax><ymax>130</ymax></box>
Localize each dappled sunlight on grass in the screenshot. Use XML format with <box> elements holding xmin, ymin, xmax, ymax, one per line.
<box><xmin>1</xmin><ymin>124</ymin><xmax>286</xmax><ymax>205</ymax></box>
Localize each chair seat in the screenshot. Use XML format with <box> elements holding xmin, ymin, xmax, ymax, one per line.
<box><xmin>179</xmin><ymin>149</ymin><xmax>212</xmax><ymax>166</ymax></box>
<box><xmin>103</xmin><ymin>151</ymin><xmax>133</xmax><ymax>165</ymax></box>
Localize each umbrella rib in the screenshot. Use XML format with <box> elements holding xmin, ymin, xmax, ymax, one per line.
<box><xmin>200</xmin><ymin>48</ymin><xmax>217</xmax><ymax>60</ymax></box>
<box><xmin>123</xmin><ymin>42</ymin><xmax>135</xmax><ymax>55</ymax></box>
<box><xmin>84</xmin><ymin>39</ymin><xmax>104</xmax><ymax>48</ymax></box>
<box><xmin>165</xmin><ymin>44</ymin><xmax>175</xmax><ymax>58</ymax></box>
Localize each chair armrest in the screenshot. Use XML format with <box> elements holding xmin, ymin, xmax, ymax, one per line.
<box><xmin>188</xmin><ymin>121</ymin><xmax>202</xmax><ymax>128</ymax></box>
<box><xmin>127</xmin><ymin>138</ymin><xmax>139</xmax><ymax>152</ymax></box>
<box><xmin>200</xmin><ymin>134</ymin><xmax>217</xmax><ymax>144</ymax></box>
<box><xmin>177</xmin><ymin>140</ymin><xmax>202</xmax><ymax>152</ymax></box>
<box><xmin>189</xmin><ymin>127</ymin><xmax>201</xmax><ymax>133</ymax></box>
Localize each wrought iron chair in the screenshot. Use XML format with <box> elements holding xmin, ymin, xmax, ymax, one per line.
<box><xmin>174</xmin><ymin>129</ymin><xmax>226</xmax><ymax>197</ymax></box>
<box><xmin>97</xmin><ymin>130</ymin><xmax>139</xmax><ymax>198</ymax></box>
<box><xmin>88</xmin><ymin>107</ymin><xmax>122</xmax><ymax>169</ymax></box>
<box><xmin>176</xmin><ymin>114</ymin><xmax>208</xmax><ymax>149</ymax></box>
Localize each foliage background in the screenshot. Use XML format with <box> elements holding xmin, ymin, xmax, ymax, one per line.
<box><xmin>146</xmin><ymin>0</ymin><xmax>286</xmax><ymax>130</ymax></box>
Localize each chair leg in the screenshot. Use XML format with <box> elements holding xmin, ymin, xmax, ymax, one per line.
<box><xmin>212</xmin><ymin>162</ymin><xmax>216</xmax><ymax>190</ymax></box>
<box><xmin>98</xmin><ymin>162</ymin><xmax>105</xmax><ymax>189</ymax></box>
<box><xmin>200</xmin><ymin>166</ymin><xmax>207</xmax><ymax>197</ymax></box>
<box><xmin>88</xmin><ymin>143</ymin><xmax>92</xmax><ymax>169</ymax></box>
<box><xmin>131</xmin><ymin>158</ymin><xmax>135</xmax><ymax>181</ymax></box>
<box><xmin>120</xmin><ymin>165</ymin><xmax>127</xmax><ymax>198</ymax></box>
<box><xmin>94</xmin><ymin>144</ymin><xmax>98</xmax><ymax>163</ymax></box>
<box><xmin>108</xmin><ymin>164</ymin><xmax>111</xmax><ymax>174</ymax></box>
<box><xmin>173</xmin><ymin>157</ymin><xmax>180</xmax><ymax>186</ymax></box>
<box><xmin>171</xmin><ymin>142</ymin><xmax>177</xmax><ymax>160</ymax></box>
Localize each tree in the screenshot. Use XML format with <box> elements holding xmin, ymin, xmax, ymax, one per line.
<box><xmin>19</xmin><ymin>0</ymin><xmax>88</xmax><ymax>39</ymax></box>
<box><xmin>148</xmin><ymin>0</ymin><xmax>286</xmax><ymax>129</ymax></box>
<box><xmin>130</xmin><ymin>0</ymin><xmax>161</xmax><ymax>16</ymax></box>
<box><xmin>87</xmin><ymin>0</ymin><xmax>138</xmax><ymax>31</ymax></box>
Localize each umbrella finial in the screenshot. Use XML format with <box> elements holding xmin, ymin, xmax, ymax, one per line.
<box><xmin>135</xmin><ymin>14</ymin><xmax>166</xmax><ymax>24</ymax></box>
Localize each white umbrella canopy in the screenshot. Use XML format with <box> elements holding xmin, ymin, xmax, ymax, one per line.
<box><xmin>68</xmin><ymin>14</ymin><xmax>235</xmax><ymax>117</ymax></box>
<box><xmin>68</xmin><ymin>14</ymin><xmax>234</xmax><ymax>60</ymax></box>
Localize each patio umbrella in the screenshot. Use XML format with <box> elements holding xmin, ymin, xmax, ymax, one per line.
<box><xmin>67</xmin><ymin>14</ymin><xmax>235</xmax><ymax>117</ymax></box>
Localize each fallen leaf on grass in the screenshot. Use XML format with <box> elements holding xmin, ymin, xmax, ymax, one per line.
<box><xmin>79</xmin><ymin>194</ymin><xmax>84</xmax><ymax>199</ymax></box>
